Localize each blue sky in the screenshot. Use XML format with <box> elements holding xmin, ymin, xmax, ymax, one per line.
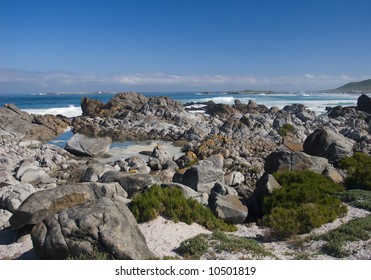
<box><xmin>1</xmin><ymin>0</ymin><xmax>371</xmax><ymax>93</ymax></box>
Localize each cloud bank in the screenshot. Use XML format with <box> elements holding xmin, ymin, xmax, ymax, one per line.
<box><xmin>0</xmin><ymin>68</ymin><xmax>369</xmax><ymax>93</ymax></box>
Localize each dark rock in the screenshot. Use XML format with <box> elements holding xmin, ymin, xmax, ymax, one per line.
<box><xmin>65</xmin><ymin>133</ymin><xmax>112</xmax><ymax>157</ymax></box>
<box><xmin>81</xmin><ymin>97</ymin><xmax>105</xmax><ymax>117</ymax></box>
<box><xmin>357</xmin><ymin>94</ymin><xmax>371</xmax><ymax>114</ymax></box>
<box><xmin>303</xmin><ymin>128</ymin><xmax>353</xmax><ymax>163</ymax></box>
<box><xmin>205</xmin><ymin>103</ymin><xmax>235</xmax><ymax>119</ymax></box>
<box><xmin>31</xmin><ymin>197</ymin><xmax>155</xmax><ymax>259</ymax></box>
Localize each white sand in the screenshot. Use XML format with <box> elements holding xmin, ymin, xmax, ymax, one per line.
<box><xmin>138</xmin><ymin>216</ymin><xmax>211</xmax><ymax>258</ymax></box>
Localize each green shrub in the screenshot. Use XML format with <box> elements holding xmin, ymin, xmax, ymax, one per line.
<box><xmin>265</xmin><ymin>207</ymin><xmax>300</xmax><ymax>238</ymax></box>
<box><xmin>319</xmin><ymin>214</ymin><xmax>371</xmax><ymax>258</ymax></box>
<box><xmin>338</xmin><ymin>152</ymin><xmax>371</xmax><ymax>190</ymax></box>
<box><xmin>263</xmin><ymin>171</ymin><xmax>347</xmax><ymax>238</ymax></box>
<box><xmin>129</xmin><ymin>185</ymin><xmax>237</xmax><ymax>232</ymax></box>
<box><xmin>277</xmin><ymin>124</ymin><xmax>295</xmax><ymax>136</ymax></box>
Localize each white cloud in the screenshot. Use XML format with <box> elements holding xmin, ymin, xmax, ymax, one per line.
<box><xmin>0</xmin><ymin>68</ymin><xmax>369</xmax><ymax>92</ymax></box>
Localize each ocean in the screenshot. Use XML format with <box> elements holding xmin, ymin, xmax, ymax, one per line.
<box><xmin>0</xmin><ymin>91</ymin><xmax>363</xmax><ymax>118</ymax></box>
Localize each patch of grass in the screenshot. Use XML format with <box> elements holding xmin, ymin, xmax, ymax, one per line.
<box><xmin>277</xmin><ymin>123</ymin><xmax>295</xmax><ymax>136</ymax></box>
<box><xmin>263</xmin><ymin>170</ymin><xmax>347</xmax><ymax>238</ymax></box>
<box><xmin>338</xmin><ymin>152</ymin><xmax>371</xmax><ymax>191</ymax></box>
<box><xmin>178</xmin><ymin>234</ymin><xmax>209</xmax><ymax>259</ymax></box>
<box><xmin>179</xmin><ymin>231</ymin><xmax>273</xmax><ymax>259</ymax></box>
<box><xmin>211</xmin><ymin>231</ymin><xmax>271</xmax><ymax>258</ymax></box>
<box><xmin>319</xmin><ymin>214</ymin><xmax>371</xmax><ymax>258</ymax></box>
<box><xmin>129</xmin><ymin>184</ymin><xmax>237</xmax><ymax>232</ymax></box>
<box><xmin>338</xmin><ymin>189</ymin><xmax>371</xmax><ymax>211</ymax></box>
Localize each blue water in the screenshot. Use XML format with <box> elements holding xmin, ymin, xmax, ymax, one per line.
<box><xmin>0</xmin><ymin>91</ymin><xmax>364</xmax><ymax>117</ymax></box>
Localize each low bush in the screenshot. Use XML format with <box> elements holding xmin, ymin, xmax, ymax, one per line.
<box><xmin>129</xmin><ymin>185</ymin><xmax>237</xmax><ymax>232</ymax></box>
<box><xmin>319</xmin><ymin>214</ymin><xmax>371</xmax><ymax>258</ymax></box>
<box><xmin>338</xmin><ymin>152</ymin><xmax>371</xmax><ymax>190</ymax></box>
<box><xmin>179</xmin><ymin>231</ymin><xmax>272</xmax><ymax>259</ymax></box>
<box><xmin>338</xmin><ymin>189</ymin><xmax>371</xmax><ymax>211</ymax></box>
<box><xmin>263</xmin><ymin>170</ymin><xmax>347</xmax><ymax>238</ymax></box>
<box><xmin>178</xmin><ymin>234</ymin><xmax>209</xmax><ymax>259</ymax></box>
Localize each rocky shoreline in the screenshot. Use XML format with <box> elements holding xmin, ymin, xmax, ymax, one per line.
<box><xmin>1</xmin><ymin>92</ymin><xmax>370</xmax><ymax>260</ymax></box>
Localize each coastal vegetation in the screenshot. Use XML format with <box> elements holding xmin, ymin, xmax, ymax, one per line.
<box><xmin>129</xmin><ymin>184</ymin><xmax>237</xmax><ymax>231</ymax></box>
<box><xmin>277</xmin><ymin>123</ymin><xmax>295</xmax><ymax>137</ymax></box>
<box><xmin>263</xmin><ymin>171</ymin><xmax>347</xmax><ymax>238</ymax></box>
<box><xmin>179</xmin><ymin>230</ymin><xmax>272</xmax><ymax>259</ymax></box>
<box><xmin>319</xmin><ymin>215</ymin><xmax>371</xmax><ymax>258</ymax></box>
<box><xmin>338</xmin><ymin>152</ymin><xmax>371</xmax><ymax>191</ymax></box>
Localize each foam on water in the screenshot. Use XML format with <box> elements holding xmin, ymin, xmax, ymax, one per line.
<box><xmin>24</xmin><ymin>105</ymin><xmax>82</xmax><ymax>118</ymax></box>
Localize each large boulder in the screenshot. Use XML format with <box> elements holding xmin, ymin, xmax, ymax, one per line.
<box><xmin>98</xmin><ymin>171</ymin><xmax>160</xmax><ymax>198</ymax></box>
<box><xmin>211</xmin><ymin>195</ymin><xmax>248</xmax><ymax>224</ymax></box>
<box><xmin>303</xmin><ymin>128</ymin><xmax>353</xmax><ymax>163</ymax></box>
<box><xmin>9</xmin><ymin>184</ymin><xmax>95</xmax><ymax>230</ymax></box>
<box><xmin>31</xmin><ymin>197</ymin><xmax>155</xmax><ymax>260</ymax></box>
<box><xmin>357</xmin><ymin>94</ymin><xmax>371</xmax><ymax>114</ymax></box>
<box><xmin>65</xmin><ymin>133</ymin><xmax>112</xmax><ymax>157</ymax></box>
<box><xmin>173</xmin><ymin>156</ymin><xmax>224</xmax><ymax>194</ymax></box>
<box><xmin>264</xmin><ymin>149</ymin><xmax>330</xmax><ymax>174</ymax></box>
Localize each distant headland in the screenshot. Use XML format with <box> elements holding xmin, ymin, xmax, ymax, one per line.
<box><xmin>328</xmin><ymin>78</ymin><xmax>371</xmax><ymax>93</ymax></box>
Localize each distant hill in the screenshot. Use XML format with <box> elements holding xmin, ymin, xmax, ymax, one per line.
<box><xmin>333</xmin><ymin>79</ymin><xmax>371</xmax><ymax>92</ymax></box>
